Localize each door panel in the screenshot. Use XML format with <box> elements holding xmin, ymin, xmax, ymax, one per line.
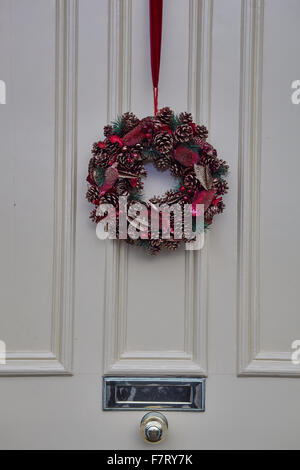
<box><xmin>0</xmin><ymin>0</ymin><xmax>300</xmax><ymax>450</ymax></box>
<box><xmin>238</xmin><ymin>0</ymin><xmax>300</xmax><ymax>376</ymax></box>
<box><xmin>0</xmin><ymin>0</ymin><xmax>76</xmax><ymax>375</ymax></box>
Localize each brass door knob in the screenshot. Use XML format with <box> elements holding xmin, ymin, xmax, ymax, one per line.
<box><xmin>140</xmin><ymin>412</ymin><xmax>168</xmax><ymax>444</ymax></box>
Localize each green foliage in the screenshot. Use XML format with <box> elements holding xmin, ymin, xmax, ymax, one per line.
<box><xmin>213</xmin><ymin>166</ymin><xmax>229</xmax><ymax>178</ymax></box>
<box><xmin>111</xmin><ymin>116</ymin><xmax>126</xmax><ymax>136</ymax></box>
<box><xmin>142</xmin><ymin>147</ymin><xmax>162</xmax><ymax>161</ymax></box>
<box><xmin>192</xmin><ymin>218</ymin><xmax>210</xmax><ymax>234</ymax></box>
<box><xmin>128</xmin><ymin>188</ymin><xmax>144</xmax><ymax>203</ymax></box>
<box><xmin>94</xmin><ymin>167</ymin><xmax>105</xmax><ymax>187</ymax></box>
<box><xmin>135</xmin><ymin>239</ymin><xmax>150</xmax><ymax>248</ymax></box>
<box><xmin>182</xmin><ymin>141</ymin><xmax>201</xmax><ymax>153</ymax></box>
<box><xmin>169</xmin><ymin>113</ymin><xmax>181</xmax><ymax>132</ymax></box>
<box><xmin>173</xmin><ymin>178</ymin><xmax>184</xmax><ymax>191</ymax></box>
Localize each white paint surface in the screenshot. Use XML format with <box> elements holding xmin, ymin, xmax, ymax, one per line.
<box><xmin>0</xmin><ymin>0</ymin><xmax>300</xmax><ymax>450</ymax></box>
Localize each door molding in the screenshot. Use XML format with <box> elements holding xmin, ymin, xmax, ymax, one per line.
<box><xmin>0</xmin><ymin>0</ymin><xmax>78</xmax><ymax>376</ymax></box>
<box><xmin>237</xmin><ymin>0</ymin><xmax>300</xmax><ymax>377</ymax></box>
<box><xmin>103</xmin><ymin>0</ymin><xmax>212</xmax><ymax>377</ymax></box>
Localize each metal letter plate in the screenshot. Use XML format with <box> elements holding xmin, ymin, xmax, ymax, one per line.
<box><xmin>103</xmin><ymin>377</ymin><xmax>205</xmax><ymax>411</ymax></box>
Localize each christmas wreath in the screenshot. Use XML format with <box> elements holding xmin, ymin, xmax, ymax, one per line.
<box><xmin>86</xmin><ymin>107</ymin><xmax>229</xmax><ymax>255</ymax></box>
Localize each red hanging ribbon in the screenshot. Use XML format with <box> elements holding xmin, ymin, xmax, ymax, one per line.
<box><xmin>149</xmin><ymin>0</ymin><xmax>163</xmax><ymax>115</ymax></box>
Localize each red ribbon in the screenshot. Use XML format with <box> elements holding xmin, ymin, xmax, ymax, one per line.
<box><xmin>149</xmin><ymin>0</ymin><xmax>163</xmax><ymax>115</ymax></box>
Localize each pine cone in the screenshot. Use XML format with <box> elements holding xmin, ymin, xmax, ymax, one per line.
<box><xmin>213</xmin><ymin>179</ymin><xmax>229</xmax><ymax>195</ymax></box>
<box><xmin>217</xmin><ymin>200</ymin><xmax>225</xmax><ymax>213</ymax></box>
<box><xmin>90</xmin><ymin>209</ymin><xmax>102</xmax><ymax>223</ymax></box>
<box><xmin>149</xmin><ymin>195</ymin><xmax>163</xmax><ymax>205</ymax></box>
<box><xmin>149</xmin><ymin>239</ymin><xmax>162</xmax><ymax>255</ymax></box>
<box><xmin>117</xmin><ymin>152</ymin><xmax>132</xmax><ymax>170</ymax></box>
<box><xmin>205</xmin><ymin>200</ymin><xmax>225</xmax><ymax>222</ymax></box>
<box><xmin>104</xmin><ymin>125</ymin><xmax>113</xmax><ymax>137</ymax></box>
<box><xmin>170</xmin><ymin>162</ymin><xmax>183</xmax><ymax>178</ymax></box>
<box><xmin>88</xmin><ymin>157</ymin><xmax>97</xmax><ymax>175</ymax></box>
<box><xmin>154</xmin><ymin>156</ymin><xmax>172</xmax><ymax>171</ymax></box>
<box><xmin>163</xmin><ymin>240</ymin><xmax>180</xmax><ymax>251</ymax></box>
<box><xmin>154</xmin><ymin>132</ymin><xmax>173</xmax><ymax>154</ymax></box>
<box><xmin>115</xmin><ymin>180</ymin><xmax>130</xmax><ymax>196</ymax></box>
<box><xmin>105</xmin><ymin>139</ymin><xmax>121</xmax><ymax>156</ymax></box>
<box><xmin>193</xmin><ymin>137</ymin><xmax>204</xmax><ymax>147</ymax></box>
<box><xmin>92</xmin><ymin>141</ymin><xmax>104</xmax><ymax>157</ymax></box>
<box><xmin>100</xmin><ymin>192</ymin><xmax>119</xmax><ymax>207</ymax></box>
<box><xmin>132</xmin><ymin>143</ymin><xmax>143</xmax><ymax>155</ymax></box>
<box><xmin>156</xmin><ymin>107</ymin><xmax>173</xmax><ymax>124</ymax></box>
<box><xmin>135</xmin><ymin>179</ymin><xmax>144</xmax><ymax>191</ymax></box>
<box><xmin>196</xmin><ymin>125</ymin><xmax>208</xmax><ymax>140</ymax></box>
<box><xmin>174</xmin><ymin>124</ymin><xmax>193</xmax><ymax>143</ymax></box>
<box><xmin>150</xmin><ymin>246</ymin><xmax>161</xmax><ymax>256</ymax></box>
<box><xmin>199</xmin><ymin>154</ymin><xmax>220</xmax><ymax>173</ymax></box>
<box><xmin>152</xmin><ymin>118</ymin><xmax>164</xmax><ymax>133</ymax></box>
<box><xmin>96</xmin><ymin>150</ymin><xmax>110</xmax><ymax>168</ymax></box>
<box><xmin>205</xmin><ymin>205</ymin><xmax>218</xmax><ymax>223</ymax></box>
<box><xmin>122</xmin><ymin>112</ymin><xmax>140</xmax><ymax>133</ymax></box>
<box><xmin>218</xmin><ymin>159</ymin><xmax>229</xmax><ymax>172</ymax></box>
<box><xmin>86</xmin><ymin>186</ymin><xmax>100</xmax><ymax>203</ymax></box>
<box><xmin>184</xmin><ymin>171</ymin><xmax>199</xmax><ymax>191</ymax></box>
<box><xmin>179</xmin><ymin>112</ymin><xmax>193</xmax><ymax>124</ymax></box>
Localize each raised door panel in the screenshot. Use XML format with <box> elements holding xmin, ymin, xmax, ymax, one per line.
<box><xmin>0</xmin><ymin>0</ymin><xmax>77</xmax><ymax>375</ymax></box>
<box><xmin>238</xmin><ymin>0</ymin><xmax>300</xmax><ymax>376</ymax></box>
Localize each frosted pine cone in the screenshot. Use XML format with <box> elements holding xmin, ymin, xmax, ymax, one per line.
<box><xmin>92</xmin><ymin>141</ymin><xmax>104</xmax><ymax>157</ymax></box>
<box><xmin>100</xmin><ymin>192</ymin><xmax>119</xmax><ymax>207</ymax></box>
<box><xmin>155</xmin><ymin>156</ymin><xmax>172</xmax><ymax>171</ymax></box>
<box><xmin>184</xmin><ymin>172</ymin><xmax>199</xmax><ymax>191</ymax></box>
<box><xmin>199</xmin><ymin>155</ymin><xmax>219</xmax><ymax>173</ymax></box>
<box><xmin>163</xmin><ymin>240</ymin><xmax>180</xmax><ymax>251</ymax></box>
<box><xmin>90</xmin><ymin>209</ymin><xmax>102</xmax><ymax>223</ymax></box>
<box><xmin>213</xmin><ymin>179</ymin><xmax>229</xmax><ymax>195</ymax></box>
<box><xmin>88</xmin><ymin>157</ymin><xmax>97</xmax><ymax>175</ymax></box>
<box><xmin>196</xmin><ymin>125</ymin><xmax>208</xmax><ymax>140</ymax></box>
<box><xmin>149</xmin><ymin>239</ymin><xmax>162</xmax><ymax>255</ymax></box>
<box><xmin>174</xmin><ymin>124</ymin><xmax>193</xmax><ymax>143</ymax></box>
<box><xmin>170</xmin><ymin>162</ymin><xmax>183</xmax><ymax>178</ymax></box>
<box><xmin>179</xmin><ymin>112</ymin><xmax>193</xmax><ymax>124</ymax></box>
<box><xmin>135</xmin><ymin>179</ymin><xmax>144</xmax><ymax>191</ymax></box>
<box><xmin>156</xmin><ymin>107</ymin><xmax>173</xmax><ymax>124</ymax></box>
<box><xmin>218</xmin><ymin>159</ymin><xmax>229</xmax><ymax>172</ymax></box>
<box><xmin>103</xmin><ymin>125</ymin><xmax>113</xmax><ymax>137</ymax></box>
<box><xmin>117</xmin><ymin>152</ymin><xmax>132</xmax><ymax>170</ymax></box>
<box><xmin>154</xmin><ymin>132</ymin><xmax>173</xmax><ymax>155</ymax></box>
<box><xmin>105</xmin><ymin>139</ymin><xmax>121</xmax><ymax>156</ymax></box>
<box><xmin>86</xmin><ymin>186</ymin><xmax>100</xmax><ymax>203</ymax></box>
<box><xmin>96</xmin><ymin>150</ymin><xmax>110</xmax><ymax>168</ymax></box>
<box><xmin>122</xmin><ymin>112</ymin><xmax>140</xmax><ymax>133</ymax></box>
<box><xmin>115</xmin><ymin>180</ymin><xmax>130</xmax><ymax>195</ymax></box>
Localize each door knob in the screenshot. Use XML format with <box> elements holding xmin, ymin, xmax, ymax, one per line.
<box><xmin>140</xmin><ymin>412</ymin><xmax>168</xmax><ymax>444</ymax></box>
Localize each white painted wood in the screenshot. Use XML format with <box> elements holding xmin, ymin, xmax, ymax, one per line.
<box><xmin>238</xmin><ymin>0</ymin><xmax>300</xmax><ymax>377</ymax></box>
<box><xmin>103</xmin><ymin>0</ymin><xmax>211</xmax><ymax>377</ymax></box>
<box><xmin>0</xmin><ymin>0</ymin><xmax>77</xmax><ymax>375</ymax></box>
<box><xmin>1</xmin><ymin>0</ymin><xmax>300</xmax><ymax>450</ymax></box>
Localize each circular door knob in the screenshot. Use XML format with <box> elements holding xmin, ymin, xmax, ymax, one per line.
<box><xmin>140</xmin><ymin>412</ymin><xmax>168</xmax><ymax>444</ymax></box>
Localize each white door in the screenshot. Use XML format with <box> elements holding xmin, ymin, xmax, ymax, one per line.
<box><xmin>1</xmin><ymin>0</ymin><xmax>300</xmax><ymax>450</ymax></box>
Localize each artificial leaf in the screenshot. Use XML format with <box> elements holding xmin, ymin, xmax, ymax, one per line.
<box><xmin>174</xmin><ymin>146</ymin><xmax>199</xmax><ymax>167</ymax></box>
<box><xmin>194</xmin><ymin>164</ymin><xmax>213</xmax><ymax>190</ymax></box>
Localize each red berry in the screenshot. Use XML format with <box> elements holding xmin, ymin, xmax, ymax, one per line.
<box><xmin>145</xmin><ymin>133</ymin><xmax>152</xmax><ymax>140</ymax></box>
<box><xmin>180</xmin><ymin>186</ymin><xmax>186</xmax><ymax>192</ymax></box>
